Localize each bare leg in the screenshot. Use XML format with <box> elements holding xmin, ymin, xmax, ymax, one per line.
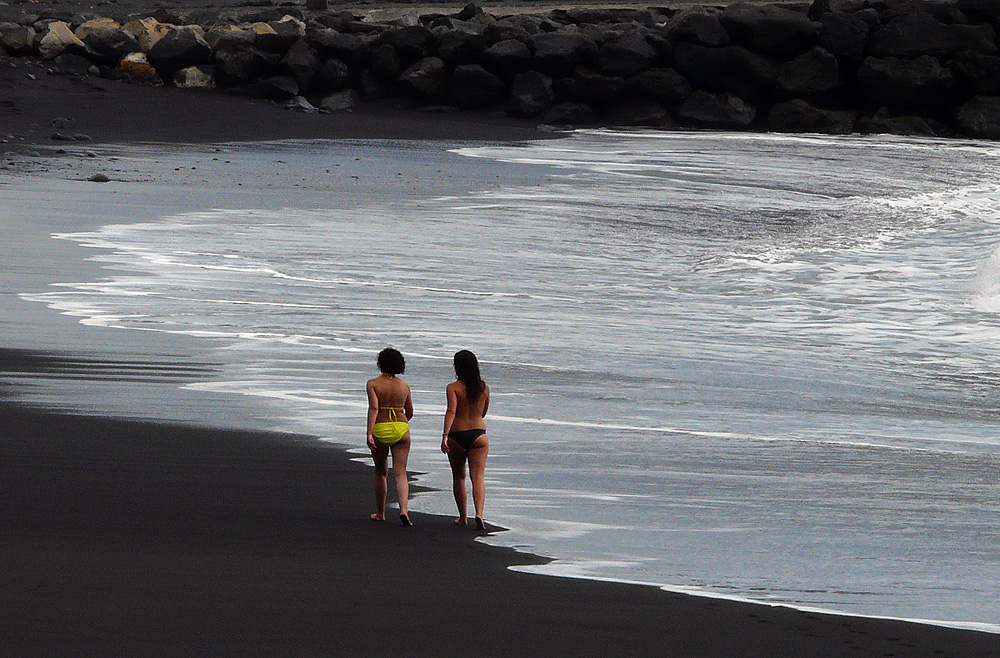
<box><xmin>390</xmin><ymin>435</ymin><xmax>411</xmax><ymax>524</ymax></box>
<box><xmin>371</xmin><ymin>445</ymin><xmax>389</xmax><ymax>521</ymax></box>
<box><xmin>467</xmin><ymin>436</ymin><xmax>489</xmax><ymax>524</ymax></box>
<box><xmin>446</xmin><ymin>440</ymin><xmax>468</xmax><ymax>525</ymax></box>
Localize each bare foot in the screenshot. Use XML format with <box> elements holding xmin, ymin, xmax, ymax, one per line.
<box><xmin>399</xmin><ymin>513</ymin><xmax>413</xmax><ymax>526</ymax></box>
<box><xmin>453</xmin><ymin>517</ymin><xmax>467</xmax><ymax>526</ymax></box>
<box><xmin>370</xmin><ymin>513</ymin><xmax>385</xmax><ymax>521</ymax></box>
<box><xmin>475</xmin><ymin>516</ymin><xmax>486</xmax><ymax>531</ymax></box>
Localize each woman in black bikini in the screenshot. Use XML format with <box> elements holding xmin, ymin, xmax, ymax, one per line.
<box><xmin>441</xmin><ymin>350</ymin><xmax>490</xmax><ymax>530</ymax></box>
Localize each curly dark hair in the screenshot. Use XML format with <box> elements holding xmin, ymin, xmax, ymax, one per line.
<box><xmin>377</xmin><ymin>348</ymin><xmax>405</xmax><ymax>375</ymax></box>
<box><xmin>454</xmin><ymin>350</ymin><xmax>484</xmax><ymax>402</ymax></box>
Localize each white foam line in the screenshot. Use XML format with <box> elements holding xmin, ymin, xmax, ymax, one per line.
<box><xmin>158</xmin><ymin>296</ymin><xmax>332</xmax><ymax>310</ymax></box>
<box><xmin>487</xmin><ymin>414</ymin><xmax>743</xmax><ymax>439</ymax></box>
<box><xmin>507</xmin><ymin>563</ymin><xmax>1000</xmax><ymax>635</ymax></box>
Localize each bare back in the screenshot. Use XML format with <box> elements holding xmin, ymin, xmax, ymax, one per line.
<box><xmin>367</xmin><ymin>375</ymin><xmax>413</xmax><ymax>423</ymax></box>
<box><xmin>446</xmin><ymin>380</ymin><xmax>489</xmax><ymax>432</ymax></box>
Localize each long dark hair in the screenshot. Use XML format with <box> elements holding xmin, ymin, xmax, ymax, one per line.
<box><xmin>454</xmin><ymin>350</ymin><xmax>484</xmax><ymax>402</ymax></box>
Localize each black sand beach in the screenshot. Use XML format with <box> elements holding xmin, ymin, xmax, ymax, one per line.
<box><xmin>3</xmin><ymin>359</ymin><xmax>999</xmax><ymax>657</ymax></box>
<box><xmin>3</xmin><ymin>0</ymin><xmax>1000</xmax><ymax>653</ymax></box>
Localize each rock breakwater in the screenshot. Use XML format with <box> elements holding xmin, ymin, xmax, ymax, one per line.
<box><xmin>2</xmin><ymin>0</ymin><xmax>1000</xmax><ymax>138</ymax></box>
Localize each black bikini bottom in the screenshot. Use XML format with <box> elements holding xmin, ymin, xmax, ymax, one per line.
<box><xmin>448</xmin><ymin>428</ymin><xmax>486</xmax><ymax>450</ymax></box>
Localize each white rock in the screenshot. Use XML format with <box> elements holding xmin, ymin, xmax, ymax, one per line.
<box><xmin>173</xmin><ymin>65</ymin><xmax>215</xmax><ymax>89</ymax></box>
<box><xmin>38</xmin><ymin>22</ymin><xmax>86</xmax><ymax>60</ymax></box>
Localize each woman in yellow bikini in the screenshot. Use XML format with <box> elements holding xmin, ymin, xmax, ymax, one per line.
<box><xmin>441</xmin><ymin>350</ymin><xmax>490</xmax><ymax>530</ymax></box>
<box><xmin>366</xmin><ymin>347</ymin><xmax>414</xmax><ymax>526</ymax></box>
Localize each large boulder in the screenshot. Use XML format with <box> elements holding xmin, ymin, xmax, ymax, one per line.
<box><xmin>856</xmin><ymin>55</ymin><xmax>954</xmax><ymax>109</ymax></box>
<box><xmin>436</xmin><ymin>29</ymin><xmax>488</xmax><ymax>64</ymax></box>
<box><xmin>122</xmin><ymin>18</ymin><xmax>170</xmax><ymax>52</ymax></box>
<box><xmin>869</xmin><ymin>12</ymin><xmax>997</xmax><ymax>59</ymax></box>
<box><xmin>266</xmin><ymin>15</ymin><xmax>306</xmax><ymax>52</ymax></box>
<box><xmin>0</xmin><ymin>25</ymin><xmax>36</xmax><ymax>56</ymax></box>
<box><xmin>378</xmin><ymin>25</ymin><xmax>436</xmax><ymax>63</ymax></box>
<box><xmin>807</xmin><ymin>0</ymin><xmax>869</xmax><ymax>19</ymax></box>
<box><xmin>529</xmin><ymin>31</ymin><xmax>599</xmax><ymax>77</ymax></box>
<box><xmin>282</xmin><ymin>38</ymin><xmax>320</xmax><ymax>90</ymax></box>
<box><xmin>398</xmin><ymin>56</ymin><xmax>448</xmax><ymax>99</ymax></box>
<box><xmin>672</xmin><ymin>42</ymin><xmax>780</xmax><ymax>102</ymax></box>
<box><xmin>490</xmin><ymin>15</ymin><xmax>544</xmax><ymax>39</ymax></box>
<box><xmin>82</xmin><ymin>28</ymin><xmax>142</xmax><ymax>65</ymax></box>
<box><xmin>483</xmin><ymin>21</ymin><xmax>533</xmax><ymax>44</ymax></box>
<box><xmin>240</xmin><ymin>74</ymin><xmax>299</xmax><ymax>100</ymax></box>
<box><xmin>859</xmin><ymin>107</ymin><xmax>942</xmax><ymax>137</ymax></box>
<box><xmin>509</xmin><ymin>70</ymin><xmax>555</xmax><ymax>116</ymax></box>
<box><xmin>448</xmin><ymin>64</ymin><xmax>505</xmax><ymax>108</ymax></box>
<box><xmin>676</xmin><ymin>90</ymin><xmax>756</xmax><ymax>126</ymax></box>
<box><xmin>313</xmin><ymin>57</ymin><xmax>351</xmax><ymax>91</ymax></box>
<box><xmin>205</xmin><ymin>25</ymin><xmax>256</xmax><ymax>51</ymax></box>
<box><xmin>309</xmin><ymin>30</ymin><xmax>376</xmax><ymax>71</ymax></box>
<box><xmin>777</xmin><ymin>47</ymin><xmax>840</xmax><ymax>98</ymax></box>
<box><xmin>214</xmin><ymin>45</ymin><xmax>279</xmax><ymax>86</ymax></box>
<box><xmin>320</xmin><ymin>89</ymin><xmax>361</xmax><ymax>112</ymax></box>
<box><xmin>251</xmin><ymin>23</ymin><xmax>285</xmax><ymax>55</ymax></box>
<box><xmin>556</xmin><ymin>68</ymin><xmax>625</xmax><ymax>104</ymax></box>
<box><xmin>555</xmin><ymin>7</ymin><xmax>618</xmax><ymax>24</ymax></box>
<box><xmin>308</xmin><ymin>29</ymin><xmax>371</xmax><ymax>68</ymax></box>
<box><xmin>51</xmin><ymin>54</ymin><xmax>93</xmax><ymax>76</ymax></box>
<box><xmin>951</xmin><ymin>53</ymin><xmax>1000</xmax><ymax>96</ymax></box>
<box><xmin>598</xmin><ymin>32</ymin><xmax>658</xmax><ymax>77</ymax></box>
<box><xmin>482</xmin><ymin>39</ymin><xmax>531</xmax><ymax>79</ymax></box>
<box><xmin>719</xmin><ymin>3</ymin><xmax>817</xmax><ymax>57</ymax></box>
<box><xmin>766</xmin><ymin>99</ymin><xmax>855</xmax><ymax>134</ymax></box>
<box><xmin>817</xmin><ymin>11</ymin><xmax>871</xmax><ymax>62</ymax></box>
<box><xmin>664</xmin><ymin>8</ymin><xmax>731</xmax><ymax>47</ymax></box>
<box><xmin>38</xmin><ymin>22</ymin><xmax>87</xmax><ymax>60</ymax></box>
<box><xmin>624</xmin><ymin>68</ymin><xmax>693</xmax><ymax>104</ymax></box>
<box><xmin>74</xmin><ymin>18</ymin><xmax>120</xmax><ymax>42</ymax></box>
<box><xmin>148</xmin><ymin>26</ymin><xmax>213</xmax><ymax>74</ymax></box>
<box><xmin>173</xmin><ymin>64</ymin><xmax>215</xmax><ymax>88</ymax></box>
<box><xmin>369</xmin><ymin>44</ymin><xmax>400</xmax><ymax>81</ymax></box>
<box><xmin>956</xmin><ymin>0</ymin><xmax>1000</xmax><ymax>24</ymax></box>
<box><xmin>956</xmin><ymin>95</ymin><xmax>1000</xmax><ymax>138</ymax></box>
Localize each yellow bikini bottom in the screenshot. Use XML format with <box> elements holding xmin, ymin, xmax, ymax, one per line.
<box><xmin>372</xmin><ymin>421</ymin><xmax>409</xmax><ymax>447</ymax></box>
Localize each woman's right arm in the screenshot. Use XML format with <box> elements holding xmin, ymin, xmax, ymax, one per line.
<box><xmin>404</xmin><ymin>385</ymin><xmax>414</xmax><ymax>421</ymax></box>
<box><xmin>366</xmin><ymin>381</ymin><xmax>379</xmax><ymax>452</ymax></box>
<box><xmin>441</xmin><ymin>385</ymin><xmax>457</xmax><ymax>453</ymax></box>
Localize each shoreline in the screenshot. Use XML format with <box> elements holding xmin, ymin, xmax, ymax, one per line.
<box><xmin>3</xmin><ymin>352</ymin><xmax>1000</xmax><ymax>656</ymax></box>
<box><xmin>514</xmin><ymin>566</ymin><xmax>1000</xmax><ymax>636</ymax></box>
